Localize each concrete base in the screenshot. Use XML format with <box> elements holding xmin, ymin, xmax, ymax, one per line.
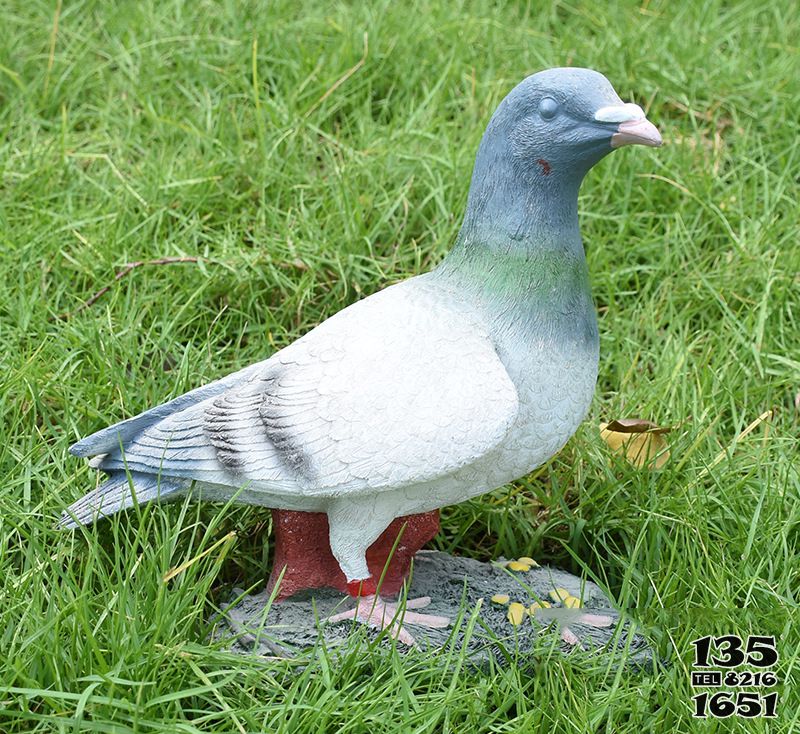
<box><xmin>214</xmin><ymin>550</ymin><xmax>653</xmax><ymax>668</ymax></box>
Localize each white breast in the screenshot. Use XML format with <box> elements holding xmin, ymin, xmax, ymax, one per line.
<box><xmin>382</xmin><ymin>330</ymin><xmax>599</xmax><ymax>516</ymax></box>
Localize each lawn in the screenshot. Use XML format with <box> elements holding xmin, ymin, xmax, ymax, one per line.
<box><xmin>1</xmin><ymin>0</ymin><xmax>798</xmax><ymax>731</ymax></box>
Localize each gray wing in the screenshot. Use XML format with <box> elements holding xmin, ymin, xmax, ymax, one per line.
<box><xmin>90</xmin><ymin>281</ymin><xmax>519</xmax><ymax>497</ymax></box>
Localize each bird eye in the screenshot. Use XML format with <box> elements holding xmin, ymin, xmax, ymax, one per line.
<box><xmin>538</xmin><ymin>96</ymin><xmax>559</xmax><ymax>120</ymax></box>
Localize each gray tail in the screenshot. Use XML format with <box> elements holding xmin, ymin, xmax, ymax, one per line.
<box><xmin>59</xmin><ymin>471</ymin><xmax>185</xmax><ymax>529</ymax></box>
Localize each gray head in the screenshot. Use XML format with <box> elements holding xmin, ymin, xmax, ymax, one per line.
<box><xmin>479</xmin><ymin>67</ymin><xmax>661</xmax><ymax>185</ymax></box>
<box><xmin>452</xmin><ymin>68</ymin><xmax>661</xmax><ymax>253</ymax></box>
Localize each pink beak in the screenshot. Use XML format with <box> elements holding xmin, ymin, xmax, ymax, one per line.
<box><xmin>611</xmin><ymin>118</ymin><xmax>662</xmax><ymax>148</ymax></box>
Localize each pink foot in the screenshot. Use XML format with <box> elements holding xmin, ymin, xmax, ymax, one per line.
<box><xmin>560</xmin><ymin>613</ymin><xmax>615</xmax><ymax>647</ymax></box>
<box><xmin>327</xmin><ymin>595</ymin><xmax>450</xmax><ymax>646</ymax></box>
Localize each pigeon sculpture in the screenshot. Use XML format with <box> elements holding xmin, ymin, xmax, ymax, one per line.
<box><xmin>63</xmin><ymin>68</ymin><xmax>661</xmax><ymax>645</ymax></box>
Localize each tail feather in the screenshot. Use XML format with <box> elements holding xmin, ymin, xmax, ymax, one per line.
<box><xmin>59</xmin><ymin>471</ymin><xmax>185</xmax><ymax>529</ymax></box>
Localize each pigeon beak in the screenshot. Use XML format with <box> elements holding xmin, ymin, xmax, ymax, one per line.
<box><xmin>594</xmin><ymin>103</ymin><xmax>662</xmax><ymax>148</ymax></box>
<box><xmin>612</xmin><ymin>118</ymin><xmax>662</xmax><ymax>148</ymax></box>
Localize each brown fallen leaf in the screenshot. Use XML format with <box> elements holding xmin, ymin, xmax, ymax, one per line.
<box><xmin>599</xmin><ymin>418</ymin><xmax>671</xmax><ymax>469</ymax></box>
<box><xmin>603</xmin><ymin>418</ymin><xmax>673</xmax><ymax>434</ymax></box>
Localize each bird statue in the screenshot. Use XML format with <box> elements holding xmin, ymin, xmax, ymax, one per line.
<box><xmin>62</xmin><ymin>68</ymin><xmax>661</xmax><ymax>646</ymax></box>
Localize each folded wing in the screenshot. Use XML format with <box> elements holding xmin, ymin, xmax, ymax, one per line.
<box><xmin>87</xmin><ymin>280</ymin><xmax>519</xmax><ymax>498</ymax></box>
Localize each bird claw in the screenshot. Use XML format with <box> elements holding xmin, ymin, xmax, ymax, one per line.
<box><xmin>327</xmin><ymin>594</ymin><xmax>449</xmax><ymax>647</ymax></box>
<box><xmin>576</xmin><ymin>612</ymin><xmax>615</xmax><ymax>628</ymax></box>
<box><xmin>560</xmin><ymin>613</ymin><xmax>615</xmax><ymax>647</ymax></box>
<box><xmin>560</xmin><ymin>626</ymin><xmax>581</xmax><ymax>646</ymax></box>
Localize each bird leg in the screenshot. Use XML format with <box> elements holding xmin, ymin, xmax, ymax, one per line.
<box><xmin>269</xmin><ymin>507</ymin><xmax>448</xmax><ymax>644</ymax></box>
<box><xmin>267</xmin><ymin>509</ymin><xmax>440</xmax><ymax>600</ymax></box>
<box><xmin>327</xmin><ymin>591</ymin><xmax>450</xmax><ymax>647</ymax></box>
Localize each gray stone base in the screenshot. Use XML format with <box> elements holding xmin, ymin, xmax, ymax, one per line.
<box><xmin>213</xmin><ymin>551</ymin><xmax>653</xmax><ymax>668</ymax></box>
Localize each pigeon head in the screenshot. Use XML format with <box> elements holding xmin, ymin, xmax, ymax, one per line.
<box><xmin>453</xmin><ymin>68</ymin><xmax>661</xmax><ymax>254</ymax></box>
<box><xmin>482</xmin><ymin>67</ymin><xmax>661</xmax><ymax>185</ymax></box>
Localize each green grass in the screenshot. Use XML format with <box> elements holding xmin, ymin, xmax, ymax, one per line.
<box><xmin>1</xmin><ymin>0</ymin><xmax>798</xmax><ymax>731</ymax></box>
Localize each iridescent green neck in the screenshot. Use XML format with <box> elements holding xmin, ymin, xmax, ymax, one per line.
<box><xmin>433</xmin><ymin>160</ymin><xmax>596</xmax><ymax>353</ymax></box>
<box><xmin>436</xmin><ymin>175</ymin><xmax>587</xmax><ymax>300</ymax></box>
<box><xmin>435</xmin><ymin>242</ymin><xmax>591</xmax><ymax>317</ymax></box>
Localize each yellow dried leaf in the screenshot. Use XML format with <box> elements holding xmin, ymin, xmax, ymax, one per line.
<box><xmin>491</xmin><ymin>594</ymin><xmax>510</xmax><ymax>605</ymax></box>
<box><xmin>528</xmin><ymin>601</ymin><xmax>551</xmax><ymax>613</ymax></box>
<box><xmin>599</xmin><ymin>419</ymin><xmax>670</xmax><ymax>469</ymax></box>
<box><xmin>517</xmin><ymin>556</ymin><xmax>539</xmax><ymax>567</ymax></box>
<box><xmin>507</xmin><ymin>602</ymin><xmax>526</xmax><ymax>626</ymax></box>
<box><xmin>563</xmin><ymin>595</ymin><xmax>582</xmax><ymax>608</ymax></box>
<box><xmin>506</xmin><ymin>561</ymin><xmax>531</xmax><ymax>572</ymax></box>
<box><xmin>549</xmin><ymin>587</ymin><xmax>571</xmax><ymax>603</ymax></box>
